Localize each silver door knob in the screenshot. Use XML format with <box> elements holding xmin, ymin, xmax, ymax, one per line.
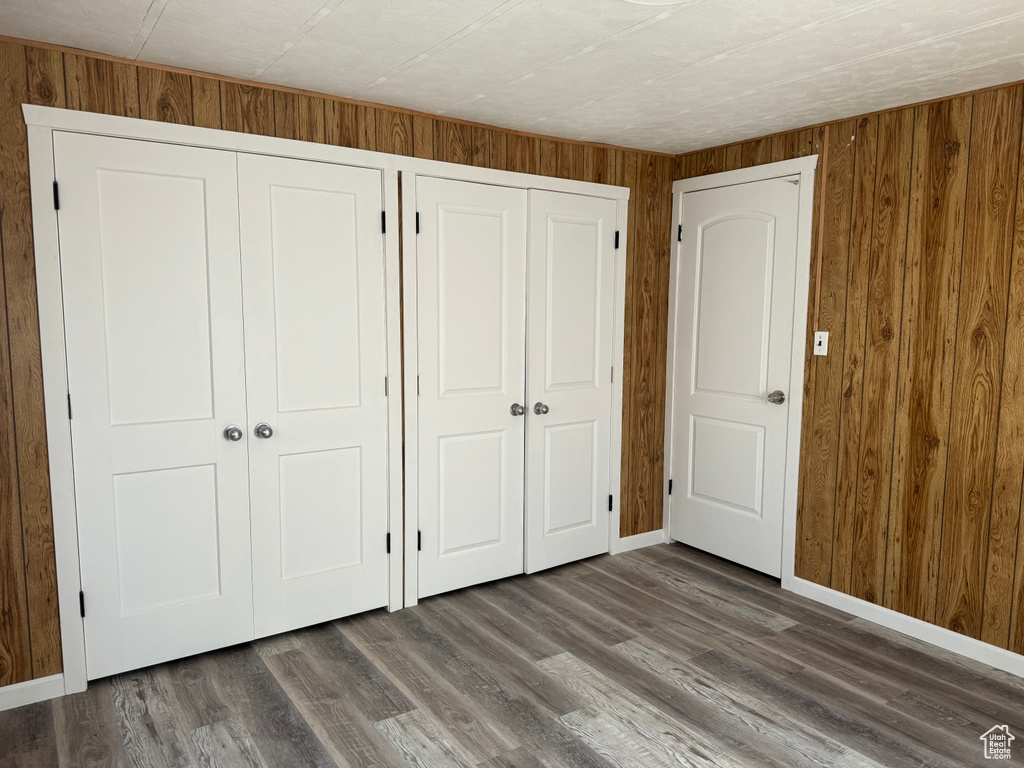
<box><xmin>533</xmin><ymin>402</ymin><xmax>550</xmax><ymax>415</ymax></box>
<box><xmin>254</xmin><ymin>422</ymin><xmax>274</xmax><ymax>439</ymax></box>
<box><xmin>510</xmin><ymin>403</ymin><xmax>525</xmax><ymax>416</ymax></box>
<box><xmin>223</xmin><ymin>425</ymin><xmax>243</xmax><ymax>442</ymax></box>
<box><xmin>767</xmin><ymin>390</ymin><xmax>786</xmax><ymax>405</ymax></box>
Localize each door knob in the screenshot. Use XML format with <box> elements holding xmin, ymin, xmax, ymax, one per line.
<box><xmin>510</xmin><ymin>403</ymin><xmax>525</xmax><ymax>416</ymax></box>
<box><xmin>223</xmin><ymin>425</ymin><xmax>243</xmax><ymax>442</ymax></box>
<box><xmin>254</xmin><ymin>422</ymin><xmax>274</xmax><ymax>439</ymax></box>
<box><xmin>767</xmin><ymin>390</ymin><xmax>786</xmax><ymax>405</ymax></box>
<box><xmin>533</xmin><ymin>402</ymin><xmax>550</xmax><ymax>415</ymax></box>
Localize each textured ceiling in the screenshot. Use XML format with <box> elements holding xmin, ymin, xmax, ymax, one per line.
<box><xmin>3</xmin><ymin>0</ymin><xmax>1024</xmax><ymax>153</ymax></box>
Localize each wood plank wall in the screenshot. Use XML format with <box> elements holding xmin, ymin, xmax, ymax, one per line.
<box><xmin>0</xmin><ymin>39</ymin><xmax>675</xmax><ymax>686</ymax></box>
<box><xmin>679</xmin><ymin>84</ymin><xmax>1024</xmax><ymax>656</ymax></box>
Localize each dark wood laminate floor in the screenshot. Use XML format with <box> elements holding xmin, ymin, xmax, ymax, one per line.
<box><xmin>3</xmin><ymin>543</ymin><xmax>1023</xmax><ymax>767</ymax></box>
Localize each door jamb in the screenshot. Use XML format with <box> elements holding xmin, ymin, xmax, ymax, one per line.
<box><xmin>664</xmin><ymin>156</ymin><xmax>818</xmax><ymax>589</ymax></box>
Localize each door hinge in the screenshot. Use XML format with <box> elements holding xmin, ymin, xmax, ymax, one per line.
<box><xmin>677</xmin><ymin>224</ymin><xmax>683</xmax><ymax>242</ymax></box>
<box><xmin>79</xmin><ymin>591</ymin><xmax>85</xmax><ymax>618</ymax></box>
<box><xmin>614</xmin><ymin>230</ymin><xmax>620</xmax><ymax>250</ymax></box>
<box><xmin>386</xmin><ymin>532</ymin><xmax>391</xmax><ymax>554</ymax></box>
<box><xmin>385</xmin><ymin>377</ymin><xmax>389</xmax><ymax>396</ymax></box>
<box><xmin>611</xmin><ymin>367</ymin><xmax>614</xmax><ymax>384</ymax></box>
<box><xmin>669</xmin><ymin>479</ymin><xmax>673</xmax><ymax>495</ymax></box>
<box><xmin>417</xmin><ymin>375</ymin><xmax>420</xmax><ymax>396</ymax></box>
<box><xmin>67</xmin><ymin>393</ymin><xmax>72</xmax><ymax>420</ymax></box>
<box><xmin>415</xmin><ymin>212</ymin><xmax>420</xmax><ymax>234</ymax></box>
<box><xmin>53</xmin><ymin>181</ymin><xmax>60</xmax><ymax>211</ymax></box>
<box><xmin>608</xmin><ymin>495</ymin><xmax>613</xmax><ymax>512</ymax></box>
<box><xmin>381</xmin><ymin>211</ymin><xmax>387</xmax><ymax>234</ymax></box>
<box><xmin>417</xmin><ymin>530</ymin><xmax>422</xmax><ymax>551</ymax></box>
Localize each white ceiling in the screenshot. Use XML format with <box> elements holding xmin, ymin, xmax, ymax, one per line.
<box><xmin>3</xmin><ymin>0</ymin><xmax>1024</xmax><ymax>153</ymax></box>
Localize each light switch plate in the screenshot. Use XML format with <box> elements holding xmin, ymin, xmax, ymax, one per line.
<box><xmin>813</xmin><ymin>331</ymin><xmax>829</xmax><ymax>356</ymax></box>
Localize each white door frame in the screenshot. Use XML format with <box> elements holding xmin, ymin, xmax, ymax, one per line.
<box><xmin>664</xmin><ymin>156</ymin><xmax>817</xmax><ymax>591</ymax></box>
<box><xmin>22</xmin><ymin>104</ymin><xmax>629</xmax><ymax>700</ymax></box>
<box><xmin>401</xmin><ymin>173</ymin><xmax>629</xmax><ymax>607</ymax></box>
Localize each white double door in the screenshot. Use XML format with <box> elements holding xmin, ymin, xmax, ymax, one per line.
<box><xmin>415</xmin><ymin>177</ymin><xmax>617</xmax><ymax>598</ymax></box>
<box><xmin>55</xmin><ymin>132</ymin><xmax>391</xmax><ymax>679</ymax></box>
<box><xmin>668</xmin><ymin>175</ymin><xmax>802</xmax><ymax>578</ymax></box>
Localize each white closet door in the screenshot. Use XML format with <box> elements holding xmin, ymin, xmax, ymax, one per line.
<box><xmin>525</xmin><ymin>191</ymin><xmax>616</xmax><ymax>573</ymax></box>
<box><xmin>54</xmin><ymin>132</ymin><xmax>253</xmax><ymax>679</ymax></box>
<box><xmin>416</xmin><ymin>177</ymin><xmax>528</xmax><ymax>598</ymax></box>
<box><xmin>238</xmin><ymin>154</ymin><xmax>390</xmax><ymax>638</ymax></box>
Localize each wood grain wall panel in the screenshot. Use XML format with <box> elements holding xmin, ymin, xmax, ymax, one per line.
<box><xmin>433</xmin><ymin>120</ymin><xmax>472</xmax><ymax>165</ymax></box>
<box><xmin>987</xmin><ymin>117</ymin><xmax>1024</xmax><ymax>649</ymax></box>
<box><xmin>724</xmin><ymin>144</ymin><xmax>741</xmax><ymax>171</ymax></box>
<box><xmin>374</xmin><ymin>109</ymin><xmax>412</xmax><ymax>156</ymax></box>
<box><xmin>0</xmin><ymin>43</ymin><xmax>61</xmax><ymax>679</ymax></box>
<box><xmin>325</xmin><ymin>100</ymin><xmax>375</xmax><ymax>150</ymax></box>
<box><xmin>190</xmin><ymin>76</ymin><xmax>221</xmax><ymax>130</ymax></box>
<box><xmin>274</xmin><ymin>92</ymin><xmax>326</xmax><ymax>144</ymax></box>
<box><xmin>649</xmin><ymin>155</ymin><xmax>674</xmax><ymax>538</ymax></box>
<box><xmin>557</xmin><ymin>142</ymin><xmax>584</xmax><ymax>180</ymax></box>
<box><xmin>740</xmin><ymin>137</ymin><xmax>772</xmax><ymax>168</ymax></box>
<box><xmin>831</xmin><ymin>116</ymin><xmax>880</xmax><ymax>594</ymax></box>
<box><xmin>508</xmin><ymin>134</ymin><xmax>540</xmax><ymax>175</ymax></box>
<box><xmin>885</xmin><ymin>98</ymin><xmax>971</xmax><ymax>622</ymax></box>
<box><xmin>848</xmin><ymin>108</ymin><xmax>914</xmax><ymax>605</ymax></box>
<box><xmin>539</xmin><ymin>139</ymin><xmax>558</xmax><ymax>178</ymax></box>
<box><xmin>25</xmin><ymin>47</ymin><xmax>64</xmax><ymax>108</ymax></box>
<box><xmin>0</xmin><ymin>40</ymin><xmax>33</xmax><ymax>687</ymax></box>
<box><xmin>794</xmin><ymin>120</ymin><xmax>857</xmax><ymax>587</ymax></box>
<box><xmin>471</xmin><ymin>126</ymin><xmax>488</xmax><ymax>167</ymax></box>
<box><xmin>937</xmin><ymin>86</ymin><xmax>1024</xmax><ymax>639</ymax></box>
<box><xmin>138</xmin><ymin>68</ymin><xmax>192</xmax><ymax>125</ymax></box>
<box><xmin>64</xmin><ymin>54</ymin><xmax>139</xmax><ymax>117</ymax></box>
<box><xmin>412</xmin><ymin>115</ymin><xmax>434</xmax><ymax>160</ymax></box>
<box><xmin>221</xmin><ymin>82</ymin><xmax>274</xmax><ymax>137</ymax></box>
<box><xmin>488</xmin><ymin>130</ymin><xmax>507</xmax><ymax>171</ymax></box>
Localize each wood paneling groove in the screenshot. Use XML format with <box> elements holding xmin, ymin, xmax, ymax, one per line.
<box><xmin>63</xmin><ymin>53</ymin><xmax>139</xmax><ymax>117</ymax></box>
<box><xmin>412</xmin><ymin>116</ymin><xmax>433</xmax><ymax>160</ymax></box>
<box><xmin>326</xmin><ymin>101</ymin><xmax>375</xmax><ymax>151</ymax></box>
<box><xmin>937</xmin><ymin>86</ymin><xmax>1024</xmax><ymax>638</ymax></box>
<box><xmin>274</xmin><ymin>92</ymin><xmax>326</xmax><ymax>144</ymax></box>
<box><xmin>374</xmin><ymin>109</ymin><xmax>412</xmax><ymax>156</ymax></box>
<box><xmin>885</xmin><ymin>97</ymin><xmax>971</xmax><ymax>622</ymax></box>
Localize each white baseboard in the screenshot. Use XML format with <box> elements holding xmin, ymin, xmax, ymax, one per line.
<box><xmin>0</xmin><ymin>673</ymin><xmax>65</xmax><ymax>712</ymax></box>
<box><xmin>611</xmin><ymin>528</ymin><xmax>666</xmax><ymax>555</ymax></box>
<box><xmin>789</xmin><ymin>577</ymin><xmax>1024</xmax><ymax>679</ymax></box>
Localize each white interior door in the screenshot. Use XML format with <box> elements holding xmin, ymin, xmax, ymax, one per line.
<box><xmin>415</xmin><ymin>177</ymin><xmax>528</xmax><ymax>598</ymax></box>
<box><xmin>669</xmin><ymin>176</ymin><xmax>801</xmax><ymax>577</ymax></box>
<box><xmin>54</xmin><ymin>132</ymin><xmax>254</xmax><ymax>679</ymax></box>
<box><xmin>525</xmin><ymin>191</ymin><xmax>616</xmax><ymax>573</ymax></box>
<box><xmin>238</xmin><ymin>154</ymin><xmax>390</xmax><ymax>638</ymax></box>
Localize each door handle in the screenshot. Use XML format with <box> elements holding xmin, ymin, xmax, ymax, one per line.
<box><xmin>767</xmin><ymin>390</ymin><xmax>786</xmax><ymax>405</ymax></box>
<box><xmin>254</xmin><ymin>422</ymin><xmax>274</xmax><ymax>438</ymax></box>
<box><xmin>510</xmin><ymin>403</ymin><xmax>525</xmax><ymax>416</ymax></box>
<box><xmin>223</xmin><ymin>425</ymin><xmax>243</xmax><ymax>442</ymax></box>
<box><xmin>533</xmin><ymin>402</ymin><xmax>550</xmax><ymax>415</ymax></box>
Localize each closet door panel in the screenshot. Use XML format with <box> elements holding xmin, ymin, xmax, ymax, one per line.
<box><xmin>54</xmin><ymin>132</ymin><xmax>253</xmax><ymax>679</ymax></box>
<box><xmin>238</xmin><ymin>154</ymin><xmax>390</xmax><ymax>638</ymax></box>
<box><xmin>525</xmin><ymin>191</ymin><xmax>616</xmax><ymax>573</ymax></box>
<box><xmin>416</xmin><ymin>177</ymin><xmax>528</xmax><ymax>598</ymax></box>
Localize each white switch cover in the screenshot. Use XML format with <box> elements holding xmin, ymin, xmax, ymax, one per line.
<box><xmin>813</xmin><ymin>331</ymin><xmax>829</xmax><ymax>356</ymax></box>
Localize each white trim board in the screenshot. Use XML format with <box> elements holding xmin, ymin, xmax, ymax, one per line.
<box><xmin>790</xmin><ymin>578</ymin><xmax>1024</xmax><ymax>679</ymax></box>
<box><xmin>664</xmin><ymin>155</ymin><xmax>818</xmax><ymax>588</ymax></box>
<box><xmin>0</xmin><ymin>674</ymin><xmax>65</xmax><ymax>713</ymax></box>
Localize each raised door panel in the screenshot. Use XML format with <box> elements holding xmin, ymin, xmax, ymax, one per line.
<box><xmin>416</xmin><ymin>177</ymin><xmax>528</xmax><ymax>598</ymax></box>
<box><xmin>526</xmin><ymin>191</ymin><xmax>616</xmax><ymax>573</ymax></box>
<box><xmin>238</xmin><ymin>153</ymin><xmax>390</xmax><ymax>638</ymax></box>
<box><xmin>54</xmin><ymin>131</ymin><xmax>253</xmax><ymax>678</ymax></box>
